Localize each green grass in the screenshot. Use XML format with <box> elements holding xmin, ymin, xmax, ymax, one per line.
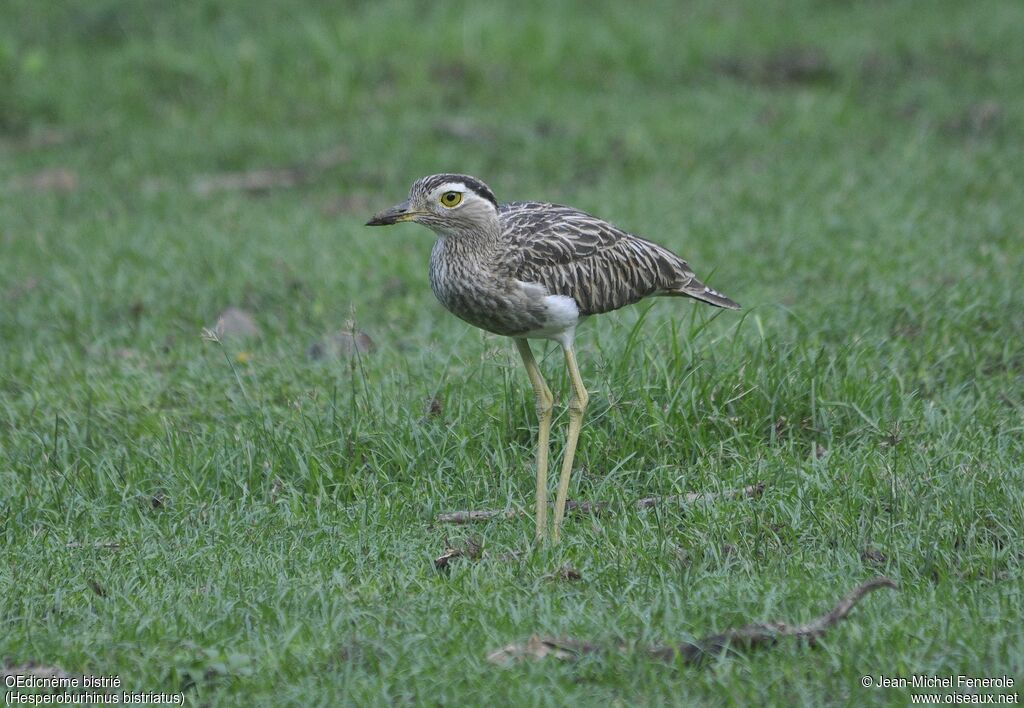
<box><xmin>2</xmin><ymin>0</ymin><xmax>1023</xmax><ymax>704</ymax></box>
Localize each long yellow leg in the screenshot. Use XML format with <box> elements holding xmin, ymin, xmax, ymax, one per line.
<box><xmin>515</xmin><ymin>339</ymin><xmax>553</xmax><ymax>541</ymax></box>
<box><xmin>553</xmin><ymin>344</ymin><xmax>589</xmax><ymax>543</ymax></box>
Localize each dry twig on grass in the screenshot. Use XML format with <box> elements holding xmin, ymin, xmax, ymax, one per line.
<box><xmin>635</xmin><ymin>483</ymin><xmax>765</xmax><ymax>509</ymax></box>
<box><xmin>433</xmin><ymin>537</ymin><xmax>483</xmax><ymax>571</ymax></box>
<box><xmin>9</xmin><ymin>167</ymin><xmax>79</xmax><ymax>193</ymax></box>
<box><xmin>436</xmin><ymin>484</ymin><xmax>763</xmax><ymax>524</ymax></box>
<box><xmin>487</xmin><ymin>577</ymin><xmax>897</xmax><ymax>666</ymax></box>
<box><xmin>1</xmin><ymin>661</ymin><xmax>75</xmax><ymax>682</ymax></box>
<box><xmin>191</xmin><ymin>146</ymin><xmax>349</xmax><ymax>196</ymax></box>
<box><xmin>435</xmin><ymin>509</ymin><xmax>521</xmax><ymax>524</ymax></box>
<box><xmin>65</xmin><ymin>541</ymin><xmax>122</xmax><ymax>550</ymax></box>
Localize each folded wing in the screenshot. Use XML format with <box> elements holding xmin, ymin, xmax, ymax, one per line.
<box><xmin>497</xmin><ymin>202</ymin><xmax>739</xmax><ymax>316</ymax></box>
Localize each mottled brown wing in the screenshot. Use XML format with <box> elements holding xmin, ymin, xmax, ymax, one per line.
<box><xmin>498</xmin><ymin>202</ymin><xmax>738</xmax><ymax>315</ymax></box>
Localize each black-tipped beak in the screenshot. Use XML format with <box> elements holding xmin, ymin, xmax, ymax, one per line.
<box><xmin>366</xmin><ymin>200</ymin><xmax>414</xmax><ymax>226</ymax></box>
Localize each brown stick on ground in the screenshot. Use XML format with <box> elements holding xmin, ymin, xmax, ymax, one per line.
<box><xmin>648</xmin><ymin>576</ymin><xmax>898</xmax><ymax>663</ymax></box>
<box><xmin>65</xmin><ymin>541</ymin><xmax>122</xmax><ymax>550</ymax></box>
<box><xmin>191</xmin><ymin>146</ymin><xmax>349</xmax><ymax>196</ymax></box>
<box><xmin>433</xmin><ymin>537</ymin><xmax>484</xmax><ymax>571</ymax></box>
<box><xmin>435</xmin><ymin>509</ymin><xmax>521</xmax><ymax>524</ymax></box>
<box><xmin>437</xmin><ymin>484</ymin><xmax>762</xmax><ymax>524</ymax></box>
<box><xmin>635</xmin><ymin>483</ymin><xmax>765</xmax><ymax>509</ymax></box>
<box><xmin>487</xmin><ymin>577</ymin><xmax>898</xmax><ymax>666</ymax></box>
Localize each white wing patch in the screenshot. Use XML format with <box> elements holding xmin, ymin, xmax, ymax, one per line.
<box><xmin>513</xmin><ymin>280</ymin><xmax>580</xmax><ymax>344</ymax></box>
<box><xmin>542</xmin><ymin>294</ymin><xmax>580</xmax><ymax>329</ymax></box>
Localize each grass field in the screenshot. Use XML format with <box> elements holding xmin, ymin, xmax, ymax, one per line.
<box><xmin>2</xmin><ymin>1</ymin><xmax>1023</xmax><ymax>705</ymax></box>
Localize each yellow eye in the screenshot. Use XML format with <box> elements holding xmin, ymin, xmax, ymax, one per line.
<box><xmin>440</xmin><ymin>191</ymin><xmax>463</xmax><ymax>208</ymax></box>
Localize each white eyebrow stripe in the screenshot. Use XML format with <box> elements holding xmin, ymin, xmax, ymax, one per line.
<box><xmin>434</xmin><ymin>182</ymin><xmax>468</xmax><ymax>194</ymax></box>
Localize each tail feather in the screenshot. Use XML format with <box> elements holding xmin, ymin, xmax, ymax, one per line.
<box><xmin>641</xmin><ymin>239</ymin><xmax>740</xmax><ymax>311</ymax></box>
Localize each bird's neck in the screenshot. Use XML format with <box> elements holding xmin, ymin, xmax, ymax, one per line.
<box><xmin>433</xmin><ymin>219</ymin><xmax>502</xmax><ymax>259</ymax></box>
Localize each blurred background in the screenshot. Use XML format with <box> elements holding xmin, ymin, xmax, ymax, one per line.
<box><xmin>3</xmin><ymin>0</ymin><xmax>1020</xmax><ymax>350</ymax></box>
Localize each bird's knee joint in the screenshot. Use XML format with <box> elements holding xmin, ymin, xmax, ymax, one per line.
<box><xmin>569</xmin><ymin>392</ymin><xmax>589</xmax><ymax>414</ymax></box>
<box><xmin>535</xmin><ymin>391</ymin><xmax>553</xmax><ymax>417</ymax></box>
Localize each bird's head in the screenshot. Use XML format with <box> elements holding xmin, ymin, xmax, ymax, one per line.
<box><xmin>366</xmin><ymin>173</ymin><xmax>499</xmax><ymax>236</ymax></box>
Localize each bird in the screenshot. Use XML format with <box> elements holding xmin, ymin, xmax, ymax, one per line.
<box><xmin>367</xmin><ymin>174</ymin><xmax>739</xmax><ymax>542</ymax></box>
